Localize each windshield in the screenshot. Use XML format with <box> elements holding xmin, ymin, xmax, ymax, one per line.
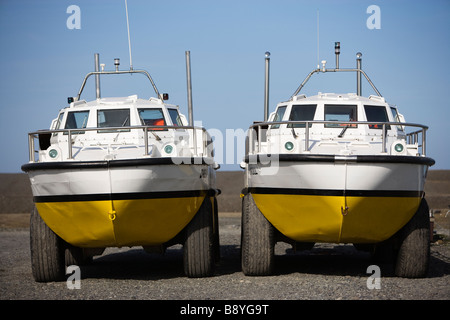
<box><xmin>324</xmin><ymin>105</ymin><xmax>357</xmax><ymax>128</ymax></box>
<box><xmin>138</xmin><ymin>108</ymin><xmax>166</xmax><ymax>130</ymax></box>
<box><xmin>390</xmin><ymin>106</ymin><xmax>404</xmax><ymax>131</ymax></box>
<box><xmin>271</xmin><ymin>106</ymin><xmax>287</xmax><ymax>129</ymax></box>
<box><xmin>168</xmin><ymin>109</ymin><xmax>183</xmax><ymax>126</ymax></box>
<box><xmin>65</xmin><ymin>110</ymin><xmax>89</xmax><ymax>131</ymax></box>
<box><xmin>97</xmin><ymin>109</ymin><xmax>130</xmax><ymax>128</ymax></box>
<box><xmin>288</xmin><ymin>104</ymin><xmax>317</xmax><ymax>128</ymax></box>
<box><xmin>364</xmin><ymin>105</ymin><xmax>389</xmax><ymax>129</ymax></box>
<box><xmin>97</xmin><ymin>109</ymin><xmax>130</xmax><ymax>133</ymax></box>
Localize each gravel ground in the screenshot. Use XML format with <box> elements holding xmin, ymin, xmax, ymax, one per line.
<box><xmin>0</xmin><ymin>214</ymin><xmax>449</xmax><ymax>303</ymax></box>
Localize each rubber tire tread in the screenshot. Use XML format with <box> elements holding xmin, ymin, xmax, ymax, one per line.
<box><xmin>394</xmin><ymin>198</ymin><xmax>430</xmax><ymax>278</ymax></box>
<box><xmin>30</xmin><ymin>206</ymin><xmax>65</xmax><ymax>282</ymax></box>
<box><xmin>184</xmin><ymin>197</ymin><xmax>215</xmax><ymax>278</ymax></box>
<box><xmin>213</xmin><ymin>197</ymin><xmax>220</xmax><ymax>264</ymax></box>
<box><xmin>241</xmin><ymin>193</ymin><xmax>274</xmax><ymax>276</ymax></box>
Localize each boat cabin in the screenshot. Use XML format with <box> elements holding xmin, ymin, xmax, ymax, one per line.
<box><xmin>36</xmin><ymin>95</ymin><xmax>207</xmax><ymax>162</ymax></box>
<box><xmin>254</xmin><ymin>92</ymin><xmax>419</xmax><ymax>157</ymax></box>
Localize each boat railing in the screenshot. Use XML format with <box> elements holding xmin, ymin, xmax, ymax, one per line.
<box><xmin>290</xmin><ymin>67</ymin><xmax>382</xmax><ymax>99</ymax></box>
<box><xmin>76</xmin><ymin>69</ymin><xmax>163</xmax><ymax>102</ymax></box>
<box><xmin>27</xmin><ymin>125</ymin><xmax>209</xmax><ymax>162</ymax></box>
<box><xmin>247</xmin><ymin>120</ymin><xmax>428</xmax><ymax>156</ymax></box>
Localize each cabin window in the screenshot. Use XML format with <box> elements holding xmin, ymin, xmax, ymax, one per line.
<box><xmin>97</xmin><ymin>109</ymin><xmax>130</xmax><ymax>132</ymax></box>
<box><xmin>324</xmin><ymin>105</ymin><xmax>357</xmax><ymax>128</ymax></box>
<box><xmin>364</xmin><ymin>105</ymin><xmax>390</xmax><ymax>129</ymax></box>
<box><xmin>168</xmin><ymin>109</ymin><xmax>183</xmax><ymax>126</ymax></box>
<box><xmin>271</xmin><ymin>106</ymin><xmax>287</xmax><ymax>129</ymax></box>
<box><xmin>390</xmin><ymin>107</ymin><xmax>403</xmax><ymax>131</ymax></box>
<box><xmin>138</xmin><ymin>108</ymin><xmax>166</xmax><ymax>130</ymax></box>
<box><xmin>64</xmin><ymin>110</ymin><xmax>89</xmax><ymax>134</ymax></box>
<box><xmin>55</xmin><ymin>112</ymin><xmax>64</xmax><ymax>130</ymax></box>
<box><xmin>52</xmin><ymin>112</ymin><xmax>65</xmax><ymax>136</ymax></box>
<box><xmin>288</xmin><ymin>104</ymin><xmax>317</xmax><ymax>128</ymax></box>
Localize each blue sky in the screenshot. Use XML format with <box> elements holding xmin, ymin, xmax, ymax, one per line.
<box><xmin>0</xmin><ymin>0</ymin><xmax>449</xmax><ymax>172</ymax></box>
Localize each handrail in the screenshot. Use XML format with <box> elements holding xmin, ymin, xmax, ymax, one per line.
<box><xmin>27</xmin><ymin>125</ymin><xmax>208</xmax><ymax>162</ymax></box>
<box><xmin>247</xmin><ymin>120</ymin><xmax>429</xmax><ymax>156</ymax></box>
<box><xmin>76</xmin><ymin>69</ymin><xmax>162</xmax><ymax>101</ymax></box>
<box><xmin>289</xmin><ymin>68</ymin><xmax>382</xmax><ymax>100</ymax></box>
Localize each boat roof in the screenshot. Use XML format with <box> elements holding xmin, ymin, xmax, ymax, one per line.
<box><xmin>68</xmin><ymin>95</ymin><xmax>179</xmax><ymax>110</ymax></box>
<box><xmin>287</xmin><ymin>93</ymin><xmax>387</xmax><ymax>104</ymax></box>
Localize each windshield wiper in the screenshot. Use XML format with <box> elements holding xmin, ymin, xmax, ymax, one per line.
<box><xmin>338</xmin><ymin>125</ymin><xmax>349</xmax><ymax>138</ymax></box>
<box><xmin>139</xmin><ymin>114</ymin><xmax>161</xmax><ymax>141</ymax></box>
<box><xmin>291</xmin><ymin>126</ymin><xmax>298</xmax><ymax>139</ymax></box>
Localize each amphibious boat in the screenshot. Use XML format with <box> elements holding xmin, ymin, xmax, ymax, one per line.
<box><xmin>241</xmin><ymin>43</ymin><xmax>435</xmax><ymax>278</ymax></box>
<box><xmin>22</xmin><ymin>53</ymin><xmax>219</xmax><ymax>281</ymax></box>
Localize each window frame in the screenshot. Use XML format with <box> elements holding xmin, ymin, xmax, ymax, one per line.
<box><xmin>138</xmin><ymin>108</ymin><xmax>167</xmax><ymax>131</ymax></box>
<box><xmin>64</xmin><ymin>110</ymin><xmax>90</xmax><ymax>134</ymax></box>
<box><xmin>97</xmin><ymin>108</ymin><xmax>131</xmax><ymax>133</ymax></box>
<box><xmin>270</xmin><ymin>105</ymin><xmax>287</xmax><ymax>129</ymax></box>
<box><xmin>288</xmin><ymin>104</ymin><xmax>317</xmax><ymax>128</ymax></box>
<box><xmin>168</xmin><ymin>108</ymin><xmax>183</xmax><ymax>126</ymax></box>
<box><xmin>324</xmin><ymin>104</ymin><xmax>358</xmax><ymax>128</ymax></box>
<box><xmin>364</xmin><ymin>105</ymin><xmax>390</xmax><ymax>130</ymax></box>
<box><xmin>390</xmin><ymin>106</ymin><xmax>403</xmax><ymax>131</ymax></box>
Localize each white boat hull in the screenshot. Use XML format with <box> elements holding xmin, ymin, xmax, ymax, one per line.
<box><xmin>245</xmin><ymin>155</ymin><xmax>432</xmax><ymax>243</ymax></box>
<box><xmin>24</xmin><ymin>159</ymin><xmax>216</xmax><ymax>248</ymax></box>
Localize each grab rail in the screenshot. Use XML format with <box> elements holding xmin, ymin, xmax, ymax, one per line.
<box><xmin>76</xmin><ymin>69</ymin><xmax>162</xmax><ymax>101</ymax></box>
<box><xmin>247</xmin><ymin>120</ymin><xmax>429</xmax><ymax>156</ymax></box>
<box><xmin>290</xmin><ymin>68</ymin><xmax>382</xmax><ymax>99</ymax></box>
<box><xmin>27</xmin><ymin>125</ymin><xmax>208</xmax><ymax>162</ymax></box>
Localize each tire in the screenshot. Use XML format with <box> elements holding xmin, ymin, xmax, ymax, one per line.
<box><xmin>184</xmin><ymin>197</ymin><xmax>215</xmax><ymax>278</ymax></box>
<box><xmin>394</xmin><ymin>198</ymin><xmax>430</xmax><ymax>278</ymax></box>
<box><xmin>213</xmin><ymin>197</ymin><xmax>220</xmax><ymax>264</ymax></box>
<box><xmin>30</xmin><ymin>206</ymin><xmax>66</xmax><ymax>282</ymax></box>
<box><xmin>241</xmin><ymin>193</ymin><xmax>274</xmax><ymax>276</ymax></box>
<box><xmin>65</xmin><ymin>244</ymin><xmax>93</xmax><ymax>266</ymax></box>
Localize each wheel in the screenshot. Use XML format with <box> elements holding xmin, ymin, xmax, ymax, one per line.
<box><xmin>30</xmin><ymin>206</ymin><xmax>65</xmax><ymax>282</ymax></box>
<box><xmin>213</xmin><ymin>197</ymin><xmax>220</xmax><ymax>264</ymax></box>
<box><xmin>394</xmin><ymin>198</ymin><xmax>430</xmax><ymax>278</ymax></box>
<box><xmin>241</xmin><ymin>193</ymin><xmax>274</xmax><ymax>276</ymax></box>
<box><xmin>183</xmin><ymin>197</ymin><xmax>215</xmax><ymax>277</ymax></box>
<box><xmin>65</xmin><ymin>244</ymin><xmax>93</xmax><ymax>266</ymax></box>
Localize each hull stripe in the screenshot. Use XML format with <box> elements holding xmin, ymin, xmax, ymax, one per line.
<box><xmin>22</xmin><ymin>157</ymin><xmax>213</xmax><ymax>172</ymax></box>
<box><xmin>244</xmin><ymin>154</ymin><xmax>435</xmax><ymax>166</ymax></box>
<box><xmin>34</xmin><ymin>190</ymin><xmax>214</xmax><ymax>203</ymax></box>
<box><xmin>247</xmin><ymin>187</ymin><xmax>423</xmax><ymax>198</ymax></box>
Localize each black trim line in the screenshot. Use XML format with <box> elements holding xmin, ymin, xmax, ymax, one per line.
<box><xmin>244</xmin><ymin>154</ymin><xmax>435</xmax><ymax>166</ymax></box>
<box><xmin>34</xmin><ymin>189</ymin><xmax>216</xmax><ymax>203</ymax></box>
<box><xmin>245</xmin><ymin>187</ymin><xmax>423</xmax><ymax>198</ymax></box>
<box><xmin>22</xmin><ymin>157</ymin><xmax>213</xmax><ymax>172</ymax></box>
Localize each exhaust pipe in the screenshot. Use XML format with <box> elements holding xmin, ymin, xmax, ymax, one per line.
<box><xmin>94</xmin><ymin>53</ymin><xmax>101</xmax><ymax>99</ymax></box>
<box><xmin>335</xmin><ymin>42</ymin><xmax>340</xmax><ymax>69</ymax></box>
<box><xmin>185</xmin><ymin>51</ymin><xmax>194</xmax><ymax>126</ymax></box>
<box><xmin>264</xmin><ymin>51</ymin><xmax>270</xmax><ymax>121</ymax></box>
<box><xmin>356</xmin><ymin>52</ymin><xmax>362</xmax><ymax>96</ymax></box>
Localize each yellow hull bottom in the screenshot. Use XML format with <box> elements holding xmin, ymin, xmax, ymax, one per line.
<box><xmin>36</xmin><ymin>196</ymin><xmax>205</xmax><ymax>248</ymax></box>
<box><xmin>252</xmin><ymin>194</ymin><xmax>421</xmax><ymax>243</ymax></box>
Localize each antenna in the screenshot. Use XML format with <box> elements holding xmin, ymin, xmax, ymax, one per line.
<box><xmin>317</xmin><ymin>10</ymin><xmax>320</xmax><ymax>69</ymax></box>
<box><xmin>185</xmin><ymin>51</ymin><xmax>194</xmax><ymax>126</ymax></box>
<box><xmin>125</xmin><ymin>0</ymin><xmax>133</xmax><ymax>70</ymax></box>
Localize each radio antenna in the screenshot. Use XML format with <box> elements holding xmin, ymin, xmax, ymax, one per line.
<box><xmin>125</xmin><ymin>0</ymin><xmax>133</xmax><ymax>70</ymax></box>
<box><xmin>317</xmin><ymin>10</ymin><xmax>320</xmax><ymax>69</ymax></box>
